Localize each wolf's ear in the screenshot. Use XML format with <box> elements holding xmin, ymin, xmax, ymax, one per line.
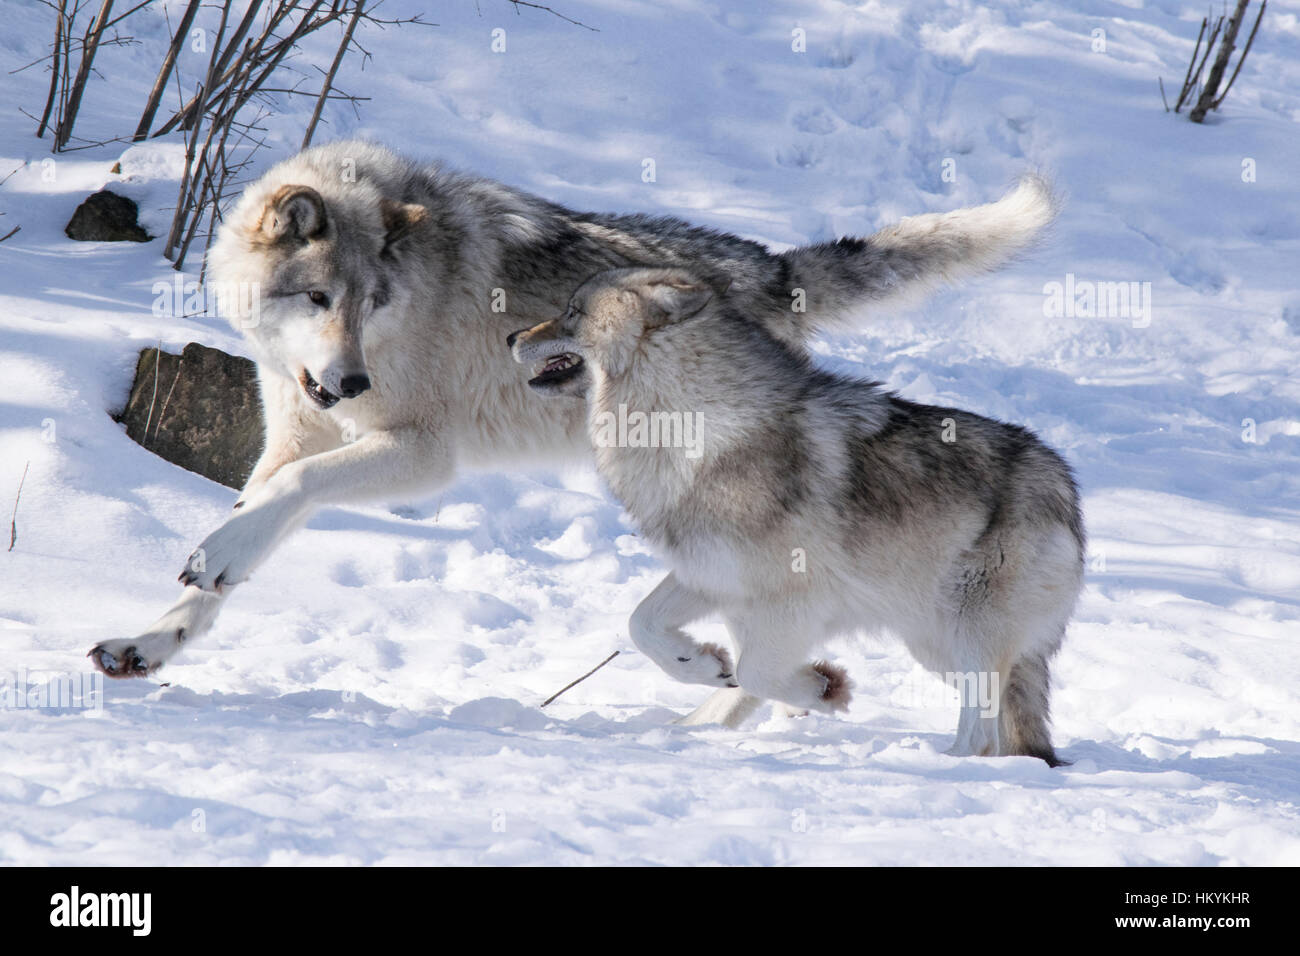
<box><xmin>380</xmin><ymin>199</ymin><xmax>428</xmax><ymax>250</ymax></box>
<box><xmin>640</xmin><ymin>274</ymin><xmax>719</xmax><ymax>326</ymax></box>
<box><xmin>259</xmin><ymin>185</ymin><xmax>327</xmax><ymax>242</ymax></box>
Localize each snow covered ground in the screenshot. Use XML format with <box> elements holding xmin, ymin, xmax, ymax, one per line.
<box><xmin>2</xmin><ymin>0</ymin><xmax>1299</xmax><ymax>865</ymax></box>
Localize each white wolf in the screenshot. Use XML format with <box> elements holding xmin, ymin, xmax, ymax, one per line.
<box><xmin>511</xmin><ymin>268</ymin><xmax>1084</xmax><ymax>764</ymax></box>
<box><xmin>90</xmin><ymin>141</ymin><xmax>1059</xmax><ymax>722</ymax></box>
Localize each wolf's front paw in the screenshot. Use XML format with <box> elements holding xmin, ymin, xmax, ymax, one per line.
<box><xmin>179</xmin><ymin>503</ymin><xmax>289</xmax><ymax>592</ymax></box>
<box><xmin>88</xmin><ymin>636</ymin><xmax>173</xmax><ymax>679</ymax></box>
<box><xmin>671</xmin><ymin>642</ymin><xmax>739</xmax><ymax>688</ymax></box>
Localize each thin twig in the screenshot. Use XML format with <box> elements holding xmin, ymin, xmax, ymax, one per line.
<box><xmin>541</xmin><ymin>651</ymin><xmax>620</xmax><ymax>707</ymax></box>
<box><xmin>98</xmin><ymin>0</ymin><xmax>153</xmax><ymax>31</ymax></box>
<box><xmin>153</xmin><ymin>362</ymin><xmax>183</xmax><ymax>443</ymax></box>
<box><xmin>1175</xmin><ymin>15</ymin><xmax>1208</xmax><ymax>112</ymax></box>
<box><xmin>507</xmin><ymin>0</ymin><xmax>597</xmax><ymax>31</ymax></box>
<box><xmin>1183</xmin><ymin>14</ymin><xmax>1225</xmax><ymax>113</ymax></box>
<box><xmin>303</xmin><ymin>0</ymin><xmax>365</xmax><ymax>149</ymax></box>
<box><xmin>9</xmin><ymin>461</ymin><xmax>30</xmax><ymax>552</ymax></box>
<box><xmin>141</xmin><ymin>342</ymin><xmax>162</xmax><ymax>446</ymax></box>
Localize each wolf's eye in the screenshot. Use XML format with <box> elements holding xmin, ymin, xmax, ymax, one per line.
<box><xmin>307</xmin><ymin>291</ymin><xmax>330</xmax><ymax>308</ymax></box>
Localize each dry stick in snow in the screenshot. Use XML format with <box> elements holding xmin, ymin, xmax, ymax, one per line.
<box><xmin>56</xmin><ymin>0</ymin><xmax>114</xmax><ymax>150</ymax></box>
<box><xmin>541</xmin><ymin>651</ymin><xmax>620</xmax><ymax>707</ymax></box>
<box><xmin>507</xmin><ymin>0</ymin><xmax>598</xmax><ymax>31</ymax></box>
<box><xmin>1176</xmin><ymin>14</ymin><xmax>1224</xmax><ymax>114</ymax></box>
<box><xmin>173</xmin><ymin>1</ymin><xmax>333</xmax><ymax>267</ymax></box>
<box><xmin>1191</xmin><ymin>0</ymin><xmax>1254</xmax><ymax>123</ymax></box>
<box><xmin>141</xmin><ymin>343</ymin><xmax>162</xmax><ymax>447</ymax></box>
<box><xmin>57</xmin><ymin>1</ymin><xmax>76</xmax><ymax>143</ymax></box>
<box><xmin>302</xmin><ymin>0</ymin><xmax>365</xmax><ymax>150</ymax></box>
<box><xmin>152</xmin><ymin>0</ymin><xmax>268</xmax><ymax>139</ymax></box>
<box><xmin>134</xmin><ymin>0</ymin><xmax>202</xmax><ymax>141</ymax></box>
<box><xmin>164</xmin><ymin>0</ymin><xmax>233</xmax><ymax>260</ymax></box>
<box><xmin>154</xmin><ymin>0</ymin><xmax>318</xmax><ymax>138</ymax></box>
<box><xmin>9</xmin><ymin>461</ymin><xmax>30</xmax><ymax>552</ymax></box>
<box><xmin>36</xmin><ymin>0</ymin><xmax>68</xmax><ymax>138</ymax></box>
<box><xmin>175</xmin><ymin>74</ymin><xmax>242</xmax><ymax>268</ymax></box>
<box><xmin>1211</xmin><ymin>0</ymin><xmax>1266</xmax><ymax>112</ymax></box>
<box><xmin>153</xmin><ymin>362</ymin><xmax>183</xmax><ymax>444</ymax></box>
<box><xmin>1174</xmin><ymin>16</ymin><xmax>1209</xmax><ymax>112</ymax></box>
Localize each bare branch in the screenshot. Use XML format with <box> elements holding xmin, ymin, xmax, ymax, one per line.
<box><xmin>507</xmin><ymin>0</ymin><xmax>597</xmax><ymax>32</ymax></box>
<box><xmin>35</xmin><ymin>0</ymin><xmax>67</xmax><ymax>138</ymax></box>
<box><xmin>1212</xmin><ymin>0</ymin><xmax>1266</xmax><ymax>110</ymax></box>
<box><xmin>541</xmin><ymin>651</ymin><xmax>620</xmax><ymax>707</ymax></box>
<box><xmin>9</xmin><ymin>461</ymin><xmax>31</xmax><ymax>552</ymax></box>
<box><xmin>134</xmin><ymin>0</ymin><xmax>202</xmax><ymax>140</ymax></box>
<box><xmin>1191</xmin><ymin>0</ymin><xmax>1255</xmax><ymax>122</ymax></box>
<box><xmin>302</xmin><ymin>0</ymin><xmax>366</xmax><ymax>149</ymax></box>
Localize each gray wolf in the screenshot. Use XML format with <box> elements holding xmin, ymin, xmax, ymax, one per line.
<box><xmin>510</xmin><ymin>267</ymin><xmax>1084</xmax><ymax>764</ymax></box>
<box><xmin>88</xmin><ymin>139</ymin><xmax>1057</xmax><ymax>694</ymax></box>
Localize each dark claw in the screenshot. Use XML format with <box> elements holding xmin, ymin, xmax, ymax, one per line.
<box><xmin>726</xmin><ymin>682</ymin><xmax>740</xmax><ymax>688</ymax></box>
<box><xmin>718</xmin><ymin>672</ymin><xmax>733</xmax><ymax>680</ymax></box>
<box><xmin>676</xmin><ymin>656</ymin><xmax>690</xmax><ymax>662</ymax></box>
<box><xmin>213</xmin><ymin>572</ymin><xmax>225</xmax><ymax>592</ymax></box>
<box><xmin>89</xmin><ymin>644</ymin><xmax>150</xmax><ymax>679</ymax></box>
<box><xmin>232</xmin><ymin>500</ymin><xmax>245</xmax><ymax>510</ymax></box>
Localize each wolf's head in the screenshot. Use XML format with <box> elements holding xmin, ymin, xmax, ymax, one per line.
<box><xmin>208</xmin><ymin>178</ymin><xmax>427</xmax><ymax>410</ymax></box>
<box><xmin>509</xmin><ymin>267</ymin><xmax>722</xmax><ymax>396</ymax></box>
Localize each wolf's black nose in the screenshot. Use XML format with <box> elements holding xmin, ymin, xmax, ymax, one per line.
<box><xmin>339</xmin><ymin>374</ymin><xmax>371</xmax><ymax>398</ymax></box>
<box><xmin>507</xmin><ymin>330</ymin><xmax>521</xmax><ymax>348</ymax></box>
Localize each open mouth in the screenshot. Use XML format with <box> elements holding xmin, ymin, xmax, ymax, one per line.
<box><xmin>529</xmin><ymin>352</ymin><xmax>584</xmax><ymax>388</ymax></box>
<box><xmin>299</xmin><ymin>369</ymin><xmax>341</xmax><ymax>409</ymax></box>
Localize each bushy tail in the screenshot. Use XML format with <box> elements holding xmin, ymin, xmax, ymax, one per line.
<box><xmin>780</xmin><ymin>174</ymin><xmax>1059</xmax><ymax>330</ymax></box>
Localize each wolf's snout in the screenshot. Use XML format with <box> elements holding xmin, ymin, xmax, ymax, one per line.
<box><xmin>339</xmin><ymin>373</ymin><xmax>371</xmax><ymax>398</ymax></box>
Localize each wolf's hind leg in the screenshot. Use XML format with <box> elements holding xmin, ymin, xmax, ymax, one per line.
<box><xmin>999</xmin><ymin>648</ymin><xmax>1066</xmax><ymax>766</ymax></box>
<box><xmin>629</xmin><ymin>574</ymin><xmax>737</xmax><ymax>688</ymax></box>
<box><xmin>675</xmin><ymin>687</ymin><xmax>764</xmax><ymax>728</ymax></box>
<box><xmin>941</xmin><ymin>648</ymin><xmax>1010</xmax><ymax>758</ymax></box>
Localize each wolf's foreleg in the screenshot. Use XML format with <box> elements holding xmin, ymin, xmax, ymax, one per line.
<box><xmin>89</xmin><ymin>587</ymin><xmax>227</xmax><ymax>677</ymax></box>
<box><xmin>628</xmin><ymin>573</ymin><xmax>737</xmax><ymax>688</ymax></box>
<box><xmin>92</xmin><ymin>426</ymin><xmax>453</xmax><ymax>677</ymax></box>
<box><xmin>721</xmin><ymin>609</ymin><xmax>853</xmax><ymax>716</ymax></box>
<box><xmin>179</xmin><ymin>427</ymin><xmax>452</xmax><ymax>593</ymax></box>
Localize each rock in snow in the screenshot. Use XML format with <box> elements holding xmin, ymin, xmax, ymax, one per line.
<box><xmin>65</xmin><ymin>190</ymin><xmax>151</xmax><ymax>243</ymax></box>
<box><xmin>115</xmin><ymin>343</ymin><xmax>262</xmax><ymax>489</ymax></box>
